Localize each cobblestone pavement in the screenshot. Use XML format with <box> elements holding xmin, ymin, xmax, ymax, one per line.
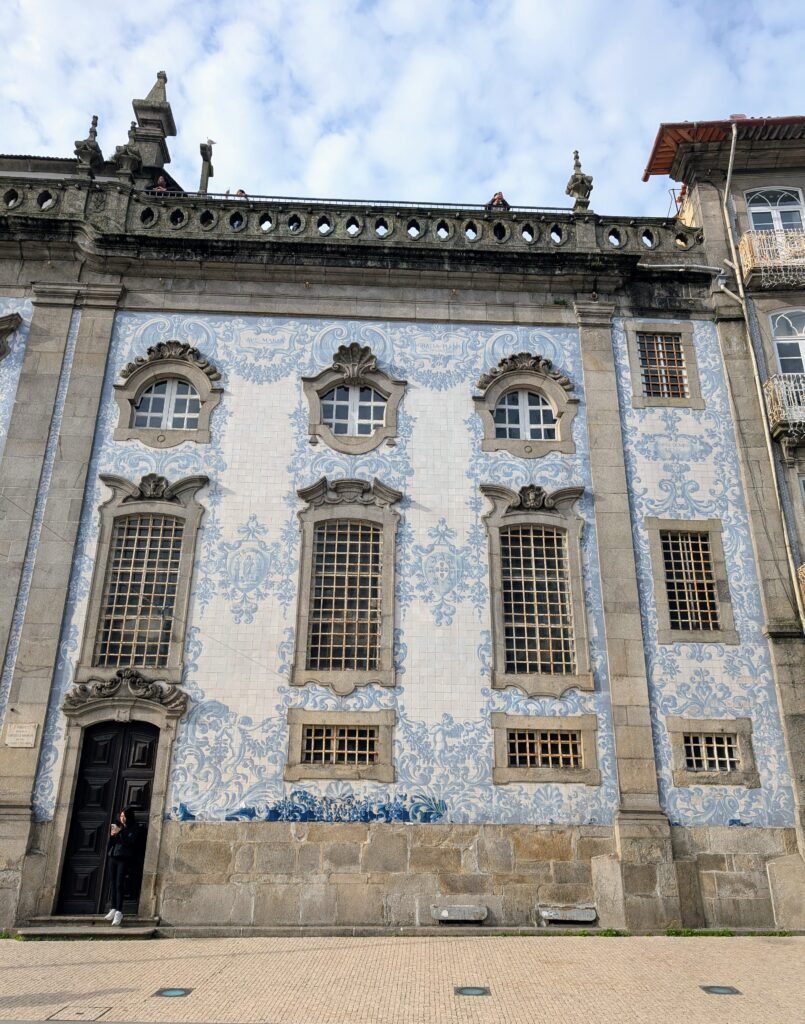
<box><xmin>0</xmin><ymin>935</ymin><xmax>802</xmax><ymax>1024</ymax></box>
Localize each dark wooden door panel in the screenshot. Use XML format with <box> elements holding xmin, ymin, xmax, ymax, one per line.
<box><xmin>57</xmin><ymin>720</ymin><xmax>158</xmax><ymax>915</ymax></box>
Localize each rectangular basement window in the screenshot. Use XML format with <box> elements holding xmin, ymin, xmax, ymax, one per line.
<box><xmin>507</xmin><ymin>729</ymin><xmax>582</xmax><ymax>769</ymax></box>
<box><xmin>302</xmin><ymin>725</ymin><xmax>378</xmax><ymax>766</ymax></box>
<box><xmin>683</xmin><ymin>732</ymin><xmax>739</xmax><ymax>772</ymax></box>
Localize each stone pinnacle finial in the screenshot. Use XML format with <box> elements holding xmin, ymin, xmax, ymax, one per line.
<box><xmin>565</xmin><ymin>149</ymin><xmax>594</xmax><ymax>211</ymax></box>
<box><xmin>144</xmin><ymin>71</ymin><xmax>168</xmax><ymax>104</ymax></box>
<box><xmin>74</xmin><ymin>114</ymin><xmax>104</xmax><ymax>176</ymax></box>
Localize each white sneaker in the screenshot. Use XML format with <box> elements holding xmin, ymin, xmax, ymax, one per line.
<box><xmin>111</xmin><ymin>911</ymin><xmax>123</xmax><ymax>926</ymax></box>
<box><xmin>103</xmin><ymin>909</ymin><xmax>117</xmax><ymax>922</ymax></box>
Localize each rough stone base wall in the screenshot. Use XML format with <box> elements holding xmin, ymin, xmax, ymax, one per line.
<box><xmin>153</xmin><ymin>822</ymin><xmax>799</xmax><ymax>930</ymax></box>
<box><xmin>157</xmin><ymin>822</ymin><xmax>613</xmax><ymax>928</ymax></box>
<box><xmin>671</xmin><ymin>826</ymin><xmax>798</xmax><ymax>929</ymax></box>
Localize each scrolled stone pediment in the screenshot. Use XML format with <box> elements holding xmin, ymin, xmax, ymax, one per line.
<box><xmin>120</xmin><ymin>340</ymin><xmax>221</xmax><ymax>381</ymax></box>
<box><xmin>476</xmin><ymin>352</ymin><xmax>575</xmax><ymax>393</ymax></box>
<box><xmin>62</xmin><ymin>668</ymin><xmax>188</xmax><ymax>717</ymax></box>
<box><xmin>297</xmin><ymin>476</ymin><xmax>403</xmax><ymax>510</ymax></box>
<box><xmin>331</xmin><ymin>342</ymin><xmax>378</xmax><ymax>382</ymax></box>
<box><xmin>481</xmin><ymin>483</ymin><xmax>584</xmax><ymax>519</ymax></box>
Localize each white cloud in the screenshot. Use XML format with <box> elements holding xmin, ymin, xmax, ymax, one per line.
<box><xmin>2</xmin><ymin>0</ymin><xmax>805</xmax><ymax>214</ymax></box>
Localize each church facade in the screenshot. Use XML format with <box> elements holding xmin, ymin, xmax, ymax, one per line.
<box><xmin>0</xmin><ymin>76</ymin><xmax>803</xmax><ymax>933</ymax></box>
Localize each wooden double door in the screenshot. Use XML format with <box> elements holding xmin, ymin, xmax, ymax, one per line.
<box><xmin>57</xmin><ymin>721</ymin><xmax>157</xmax><ymax>915</ymax></box>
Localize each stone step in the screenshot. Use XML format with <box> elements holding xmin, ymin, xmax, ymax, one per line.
<box><xmin>15</xmin><ymin>925</ymin><xmax>156</xmax><ymax>939</ymax></box>
<box><xmin>28</xmin><ymin>915</ymin><xmax>159</xmax><ymax>927</ymax></box>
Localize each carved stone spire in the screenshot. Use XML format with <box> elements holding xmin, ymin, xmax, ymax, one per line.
<box><xmin>565</xmin><ymin>150</ymin><xmax>594</xmax><ymax>211</ymax></box>
<box><xmin>74</xmin><ymin>115</ymin><xmax>104</xmax><ymax>177</ymax></box>
<box><xmin>131</xmin><ymin>70</ymin><xmax>177</xmax><ymax>188</ymax></box>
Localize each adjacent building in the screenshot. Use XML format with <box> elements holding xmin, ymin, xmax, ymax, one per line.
<box><xmin>0</xmin><ymin>77</ymin><xmax>803</xmax><ymax>933</ymax></box>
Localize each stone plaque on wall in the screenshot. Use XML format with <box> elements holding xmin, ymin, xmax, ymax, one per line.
<box><xmin>4</xmin><ymin>723</ymin><xmax>37</xmax><ymax>748</ymax></box>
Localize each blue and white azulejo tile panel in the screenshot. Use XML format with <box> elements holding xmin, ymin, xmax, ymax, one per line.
<box><xmin>613</xmin><ymin>318</ymin><xmax>794</xmax><ymax>827</ymax></box>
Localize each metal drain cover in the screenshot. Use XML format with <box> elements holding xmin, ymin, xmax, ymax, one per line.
<box><xmin>455</xmin><ymin>986</ymin><xmax>490</xmax><ymax>996</ymax></box>
<box><xmin>701</xmin><ymin>985</ymin><xmax>741</xmax><ymax>996</ymax></box>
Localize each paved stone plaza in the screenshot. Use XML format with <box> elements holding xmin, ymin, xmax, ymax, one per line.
<box><xmin>0</xmin><ymin>936</ymin><xmax>802</xmax><ymax>1024</ymax></box>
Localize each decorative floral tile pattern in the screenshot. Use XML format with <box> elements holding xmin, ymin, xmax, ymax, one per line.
<box><xmin>612</xmin><ymin>318</ymin><xmax>794</xmax><ymax>826</ymax></box>
<box><xmin>27</xmin><ymin>310</ymin><xmax>793</xmax><ymax>829</ymax></box>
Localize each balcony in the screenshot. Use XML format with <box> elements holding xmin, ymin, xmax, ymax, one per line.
<box><xmin>739</xmin><ymin>229</ymin><xmax>805</xmax><ymax>289</ymax></box>
<box><xmin>763</xmin><ymin>374</ymin><xmax>805</xmax><ymax>441</ymax></box>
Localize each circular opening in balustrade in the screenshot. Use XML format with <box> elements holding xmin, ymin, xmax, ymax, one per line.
<box><xmin>521</xmin><ymin>223</ymin><xmax>535</xmax><ymax>243</ymax></box>
<box><xmin>464</xmin><ymin>221</ymin><xmax>478</xmax><ymax>241</ymax></box>
<box><xmin>199</xmin><ymin>210</ymin><xmax>215</xmax><ymax>229</ymax></box>
<box><xmin>675</xmin><ymin>232</ymin><xmax>691</xmax><ymax>249</ymax></box>
<box><xmin>258</xmin><ymin>212</ymin><xmax>273</xmax><ymax>232</ymax></box>
<box><xmin>229</xmin><ymin>211</ymin><xmax>245</xmax><ymax>230</ymax></box>
<box><xmin>287</xmin><ymin>213</ymin><xmax>302</xmax><ymax>233</ymax></box>
<box><xmin>169</xmin><ymin>208</ymin><xmax>186</xmax><ymax>227</ymax></box>
<box><xmin>3</xmin><ymin>188</ymin><xmax>20</xmax><ymax>209</ymax></box>
<box><xmin>317</xmin><ymin>215</ymin><xmax>332</xmax><ymax>235</ymax></box>
<box><xmin>493</xmin><ymin>222</ymin><xmax>506</xmax><ymax>241</ymax></box>
<box><xmin>140</xmin><ymin>207</ymin><xmax>156</xmax><ymax>226</ymax></box>
<box><xmin>436</xmin><ymin>220</ymin><xmax>450</xmax><ymax>240</ymax></box>
<box><xmin>641</xmin><ymin>228</ymin><xmax>655</xmax><ymax>249</ymax></box>
<box><xmin>374</xmin><ymin>217</ymin><xmax>390</xmax><ymax>237</ymax></box>
<box><xmin>37</xmin><ymin>190</ymin><xmax>56</xmax><ymax>211</ymax></box>
<box><xmin>407</xmin><ymin>219</ymin><xmax>421</xmax><ymax>239</ymax></box>
<box><xmin>550</xmin><ymin>224</ymin><xmax>564</xmax><ymax>244</ymax></box>
<box><xmin>345</xmin><ymin>216</ymin><xmax>361</xmax><ymax>237</ymax></box>
<box><xmin>607</xmin><ymin>227</ymin><xmax>622</xmax><ymax>247</ymax></box>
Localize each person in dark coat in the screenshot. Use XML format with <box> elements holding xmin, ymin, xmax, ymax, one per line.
<box><xmin>104</xmin><ymin>807</ymin><xmax>144</xmax><ymax>926</ymax></box>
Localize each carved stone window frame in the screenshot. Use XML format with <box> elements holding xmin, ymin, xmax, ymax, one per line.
<box><xmin>35</xmin><ymin>670</ymin><xmax>188</xmax><ymax>922</ymax></box>
<box><xmin>625</xmin><ymin>319</ymin><xmax>704</xmax><ymax>410</ymax></box>
<box><xmin>76</xmin><ymin>473</ymin><xmax>208</xmax><ymax>685</ymax></box>
<box><xmin>114</xmin><ymin>341</ymin><xmax>223</xmax><ymax>448</ymax></box>
<box><xmin>473</xmin><ymin>352</ymin><xmax>579</xmax><ymax>458</ymax></box>
<box><xmin>0</xmin><ymin>311</ymin><xmax>23</xmax><ymax>362</ymax></box>
<box><xmin>645</xmin><ymin>517</ymin><xmax>738</xmax><ymax>645</ymax></box>
<box><xmin>291</xmin><ymin>477</ymin><xmax>402</xmax><ymax>695</ymax></box>
<box><xmin>667</xmin><ymin>715</ymin><xmax>759</xmax><ymax>788</ymax></box>
<box><xmin>481</xmin><ymin>484</ymin><xmax>593</xmax><ymax>698</ymax></box>
<box><xmin>302</xmin><ymin>343</ymin><xmax>407</xmax><ymax>455</ymax></box>
<box><xmin>491</xmin><ymin>712</ymin><xmax>600</xmax><ymax>785</ymax></box>
<box><xmin>284</xmin><ymin>708</ymin><xmax>395</xmax><ymax>782</ymax></box>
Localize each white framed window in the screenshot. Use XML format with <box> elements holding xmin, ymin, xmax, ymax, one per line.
<box><xmin>133</xmin><ymin>379</ymin><xmax>201</xmax><ymax>430</ymax></box>
<box><xmin>320</xmin><ymin>385</ymin><xmax>387</xmax><ymax>437</ymax></box>
<box><xmin>771</xmin><ymin>310</ymin><xmax>805</xmax><ymax>374</ymax></box>
<box><xmin>493</xmin><ymin>390</ymin><xmax>557</xmax><ymax>441</ymax></box>
<box><xmin>746</xmin><ymin>188</ymin><xmax>804</xmax><ymax>232</ymax></box>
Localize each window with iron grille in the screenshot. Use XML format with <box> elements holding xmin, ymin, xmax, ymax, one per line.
<box><xmin>493</xmin><ymin>390</ymin><xmax>557</xmax><ymax>440</ymax></box>
<box><xmin>637</xmin><ymin>333</ymin><xmax>688</xmax><ymax>399</ymax></box>
<box><xmin>660</xmin><ymin>530</ymin><xmax>720</xmax><ymax>631</ymax></box>
<box><xmin>302</xmin><ymin>725</ymin><xmax>378</xmax><ymax>765</ymax></box>
<box><xmin>683</xmin><ymin>732</ymin><xmax>739</xmax><ymax>772</ymax></box>
<box><xmin>307</xmin><ymin>519</ymin><xmax>382</xmax><ymax>671</ymax></box>
<box><xmin>501</xmin><ymin>525</ymin><xmax>575</xmax><ymax>674</ymax></box>
<box><xmin>320</xmin><ymin>385</ymin><xmax>387</xmax><ymax>436</ymax></box>
<box><xmin>133</xmin><ymin>378</ymin><xmax>201</xmax><ymax>430</ymax></box>
<box><xmin>93</xmin><ymin>513</ymin><xmax>184</xmax><ymax>667</ymax></box>
<box><xmin>507</xmin><ymin>729</ymin><xmax>582</xmax><ymax>769</ymax></box>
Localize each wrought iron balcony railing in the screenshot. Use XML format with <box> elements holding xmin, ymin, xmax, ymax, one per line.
<box><xmin>763</xmin><ymin>373</ymin><xmax>805</xmax><ymax>439</ymax></box>
<box><xmin>739</xmin><ymin>229</ymin><xmax>805</xmax><ymax>289</ymax></box>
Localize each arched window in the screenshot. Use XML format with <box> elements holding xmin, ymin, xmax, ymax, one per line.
<box><xmin>132</xmin><ymin>379</ymin><xmax>201</xmax><ymax>430</ymax></box>
<box><xmin>474</xmin><ymin>352</ymin><xmax>578</xmax><ymax>457</ymax></box>
<box><xmin>493</xmin><ymin>390</ymin><xmax>557</xmax><ymax>441</ymax></box>
<box><xmin>746</xmin><ymin>188</ymin><xmax>804</xmax><ymax>232</ymax></box>
<box><xmin>303</xmin><ymin>342</ymin><xmax>406</xmax><ymax>454</ymax></box>
<box><xmin>320</xmin><ymin>385</ymin><xmax>387</xmax><ymax>437</ymax></box>
<box><xmin>771</xmin><ymin>311</ymin><xmax>805</xmax><ymax>374</ymax></box>
<box><xmin>114</xmin><ymin>341</ymin><xmax>223</xmax><ymax>448</ymax></box>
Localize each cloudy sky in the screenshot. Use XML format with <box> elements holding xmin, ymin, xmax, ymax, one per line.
<box><xmin>3</xmin><ymin>0</ymin><xmax>805</xmax><ymax>215</ymax></box>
